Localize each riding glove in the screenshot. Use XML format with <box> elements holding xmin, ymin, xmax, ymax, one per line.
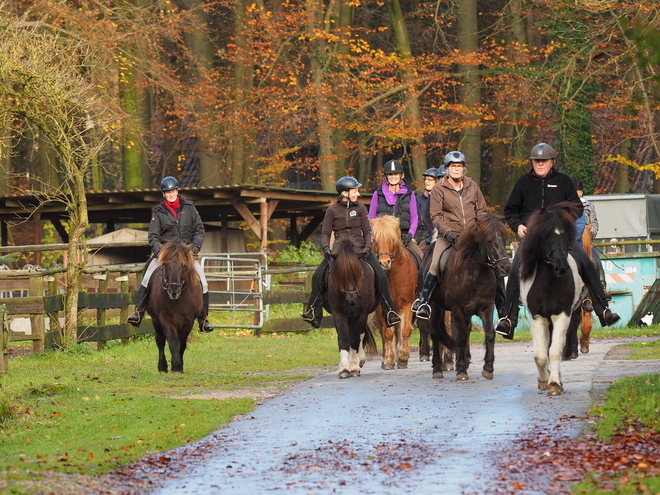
<box><xmin>192</xmin><ymin>245</ymin><xmax>200</xmax><ymax>255</ymax></box>
<box><xmin>444</xmin><ymin>231</ymin><xmax>457</xmax><ymax>245</ymax></box>
<box><xmin>323</xmin><ymin>246</ymin><xmax>332</xmax><ymax>259</ymax></box>
<box><xmin>402</xmin><ymin>233</ymin><xmax>413</xmax><ymax>246</ymax></box>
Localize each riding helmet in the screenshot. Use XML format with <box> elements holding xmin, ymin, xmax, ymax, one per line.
<box><xmin>530</xmin><ymin>143</ymin><xmax>557</xmax><ymax>160</ymax></box>
<box><xmin>384</xmin><ymin>159</ymin><xmax>404</xmax><ymax>174</ymax></box>
<box><xmin>436</xmin><ymin>165</ymin><xmax>448</xmax><ymax>177</ymax></box>
<box><xmin>161</xmin><ymin>176</ymin><xmax>180</xmax><ymax>191</ymax></box>
<box><xmin>443</xmin><ymin>151</ymin><xmax>466</xmax><ymax>167</ymax></box>
<box><xmin>572</xmin><ymin>177</ymin><xmax>584</xmax><ymax>191</ymax></box>
<box><xmin>336</xmin><ymin>176</ymin><xmax>362</xmax><ymax>194</ymax></box>
<box><xmin>422</xmin><ymin>167</ymin><xmax>440</xmax><ymax>178</ymax></box>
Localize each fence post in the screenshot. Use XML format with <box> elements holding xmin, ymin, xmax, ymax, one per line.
<box><xmin>29</xmin><ymin>273</ymin><xmax>45</xmax><ymax>354</ymax></box>
<box><xmin>118</xmin><ymin>272</ymin><xmax>130</xmax><ymax>345</ymax></box>
<box><xmin>46</xmin><ymin>273</ymin><xmax>60</xmax><ymax>336</ymax></box>
<box><xmin>96</xmin><ymin>271</ymin><xmax>109</xmax><ymax>351</ymax></box>
<box><xmin>0</xmin><ymin>304</ymin><xmax>7</xmax><ymax>374</ymax></box>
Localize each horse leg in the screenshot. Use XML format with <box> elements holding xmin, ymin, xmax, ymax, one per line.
<box><xmin>530</xmin><ymin>316</ymin><xmax>551</xmax><ymax>390</ymax></box>
<box><xmin>380</xmin><ymin>316</ymin><xmax>396</xmax><ymax>370</ymax></box>
<box><xmin>155</xmin><ymin>324</ymin><xmax>168</xmax><ymax>373</ymax></box>
<box><xmin>348</xmin><ymin>327</ymin><xmax>363</xmax><ymax>377</ymax></box>
<box><xmin>335</xmin><ymin>321</ymin><xmax>353</xmax><ymax>379</ymax></box>
<box><xmin>547</xmin><ymin>313</ymin><xmax>570</xmax><ymax>396</ymax></box>
<box><xmin>442</xmin><ymin>311</ymin><xmax>454</xmax><ymax>371</ymax></box>
<box><xmin>430</xmin><ymin>309</ymin><xmax>445</xmax><ymax>379</ymax></box>
<box><xmin>419</xmin><ymin>319</ymin><xmax>431</xmax><ymax>362</ymax></box>
<box><xmin>579</xmin><ymin>310</ymin><xmax>592</xmax><ymax>354</ymax></box>
<box><xmin>396</xmin><ymin>311</ymin><xmax>412</xmax><ymax>369</ymax></box>
<box><xmin>563</xmin><ymin>309</ymin><xmax>580</xmax><ymax>361</ymax></box>
<box><xmin>168</xmin><ymin>333</ymin><xmax>183</xmax><ymax>373</ymax></box>
<box><xmin>481</xmin><ymin>308</ymin><xmax>495</xmax><ymax>380</ymax></box>
<box><xmin>453</xmin><ymin>312</ymin><xmax>470</xmax><ymax>381</ymax></box>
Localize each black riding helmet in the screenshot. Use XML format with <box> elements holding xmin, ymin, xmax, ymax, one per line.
<box><xmin>422</xmin><ymin>167</ymin><xmax>440</xmax><ymax>178</ymax></box>
<box><xmin>436</xmin><ymin>165</ymin><xmax>448</xmax><ymax>177</ymax></box>
<box><xmin>384</xmin><ymin>159</ymin><xmax>404</xmax><ymax>174</ymax></box>
<box><xmin>336</xmin><ymin>176</ymin><xmax>362</xmax><ymax>194</ymax></box>
<box><xmin>572</xmin><ymin>177</ymin><xmax>584</xmax><ymax>191</ymax></box>
<box><xmin>161</xmin><ymin>176</ymin><xmax>179</xmax><ymax>191</ymax></box>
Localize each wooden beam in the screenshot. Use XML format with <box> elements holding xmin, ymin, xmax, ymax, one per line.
<box><xmin>260</xmin><ymin>200</ymin><xmax>268</xmax><ymax>253</ymax></box>
<box><xmin>298</xmin><ymin>216</ymin><xmax>324</xmax><ymax>243</ymax></box>
<box><xmin>240</xmin><ymin>189</ymin><xmax>334</xmax><ymax>203</ymax></box>
<box><xmin>231</xmin><ymin>197</ymin><xmax>262</xmax><ymax>239</ymax></box>
<box><xmin>50</xmin><ymin>218</ymin><xmax>69</xmax><ymax>243</ymax></box>
<box><xmin>267</xmin><ymin>199</ymin><xmax>279</xmax><ymax>220</ymax></box>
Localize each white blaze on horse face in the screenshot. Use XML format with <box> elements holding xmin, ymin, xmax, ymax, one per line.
<box><xmin>553</xmin><ymin>227</ymin><xmax>563</xmax><ymax>236</ymax></box>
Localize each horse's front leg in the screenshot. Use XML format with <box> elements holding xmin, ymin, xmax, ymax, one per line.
<box><xmin>379</xmin><ymin>313</ymin><xmax>396</xmax><ymax>370</ymax></box>
<box><xmin>453</xmin><ymin>311</ymin><xmax>471</xmax><ymax>381</ymax></box>
<box><xmin>336</xmin><ymin>321</ymin><xmax>353</xmax><ymax>379</ymax></box>
<box><xmin>430</xmin><ymin>308</ymin><xmax>445</xmax><ymax>378</ymax></box>
<box><xmin>166</xmin><ymin>331</ymin><xmax>183</xmax><ymax>373</ymax></box>
<box><xmin>480</xmin><ymin>306</ymin><xmax>496</xmax><ymax>380</ymax></box>
<box><xmin>579</xmin><ymin>309</ymin><xmax>593</xmax><ymax>354</ymax></box>
<box><xmin>396</xmin><ymin>309</ymin><xmax>412</xmax><ymax>369</ymax></box>
<box><xmin>530</xmin><ymin>316</ymin><xmax>551</xmax><ymax>390</ymax></box>
<box><xmin>547</xmin><ymin>313</ymin><xmax>570</xmax><ymax>396</ymax></box>
<box><xmin>154</xmin><ymin>324</ymin><xmax>168</xmax><ymax>373</ymax></box>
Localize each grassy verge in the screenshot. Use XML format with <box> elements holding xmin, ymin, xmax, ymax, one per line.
<box><xmin>0</xmin><ymin>328</ymin><xmax>339</xmax><ymax>488</ymax></box>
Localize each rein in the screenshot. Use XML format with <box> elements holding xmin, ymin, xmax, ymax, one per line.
<box><xmin>161</xmin><ymin>265</ymin><xmax>187</xmax><ymax>292</ymax></box>
<box><xmin>374</xmin><ymin>251</ymin><xmax>400</xmax><ymax>260</ymax></box>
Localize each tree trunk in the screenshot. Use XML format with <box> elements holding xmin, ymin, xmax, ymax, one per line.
<box><xmin>386</xmin><ymin>0</ymin><xmax>426</xmax><ymax>189</ymax></box>
<box><xmin>457</xmin><ymin>0</ymin><xmax>481</xmax><ymax>186</ymax></box>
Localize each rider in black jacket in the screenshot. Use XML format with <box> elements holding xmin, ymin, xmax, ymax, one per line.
<box><xmin>127</xmin><ymin>176</ymin><xmax>213</xmax><ymax>332</ymax></box>
<box><xmin>495</xmin><ymin>143</ymin><xmax>620</xmax><ymax>339</ymax></box>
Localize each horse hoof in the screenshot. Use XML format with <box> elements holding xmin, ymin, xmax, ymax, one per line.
<box><xmin>571</xmin><ymin>352</ymin><xmax>578</xmax><ymax>360</ymax></box>
<box><xmin>381</xmin><ymin>363</ymin><xmax>395</xmax><ymax>371</ymax></box>
<box><xmin>420</xmin><ymin>355</ymin><xmax>430</xmax><ymax>362</ymax></box>
<box><xmin>538</xmin><ymin>380</ymin><xmax>548</xmax><ymax>390</ymax></box>
<box><xmin>397</xmin><ymin>361</ymin><xmax>408</xmax><ymax>369</ymax></box>
<box><xmin>580</xmin><ymin>345</ymin><xmax>590</xmax><ymax>354</ymax></box>
<box><xmin>456</xmin><ymin>372</ymin><xmax>469</xmax><ymax>381</ymax></box>
<box><xmin>338</xmin><ymin>370</ymin><xmax>351</xmax><ymax>379</ymax></box>
<box><xmin>350</xmin><ymin>370</ymin><xmax>361</xmax><ymax>377</ymax></box>
<box><xmin>547</xmin><ymin>383</ymin><xmax>563</xmax><ymax>396</ymax></box>
<box><xmin>443</xmin><ymin>363</ymin><xmax>454</xmax><ymax>372</ymax></box>
<box><xmin>432</xmin><ymin>371</ymin><xmax>444</xmax><ymax>379</ymax></box>
<box><xmin>481</xmin><ymin>370</ymin><xmax>494</xmax><ymax>380</ymax></box>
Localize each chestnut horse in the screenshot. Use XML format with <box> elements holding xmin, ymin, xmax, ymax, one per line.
<box><xmin>325</xmin><ymin>236</ymin><xmax>378</xmax><ymax>379</ymax></box>
<box><xmin>146</xmin><ymin>240</ymin><xmax>203</xmax><ymax>373</ymax></box>
<box><xmin>368</xmin><ymin>215</ymin><xmax>418</xmax><ymax>370</ymax></box>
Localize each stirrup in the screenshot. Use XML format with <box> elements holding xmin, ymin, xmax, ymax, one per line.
<box><xmin>495</xmin><ymin>317</ymin><xmax>514</xmax><ymax>339</ymax></box>
<box><xmin>200</xmin><ymin>318</ymin><xmax>214</xmax><ymax>333</ymax></box>
<box><xmin>302</xmin><ymin>307</ymin><xmax>316</xmax><ymax>322</ymax></box>
<box><xmin>416</xmin><ymin>303</ymin><xmax>431</xmax><ymax>320</ymax></box>
<box><xmin>386</xmin><ymin>310</ymin><xmax>401</xmax><ymax>327</ymax></box>
<box><xmin>411</xmin><ymin>297</ymin><xmax>423</xmax><ymax>313</ymax></box>
<box><xmin>581</xmin><ymin>298</ymin><xmax>594</xmax><ymax>313</ymax></box>
<box><xmin>127</xmin><ymin>310</ymin><xmax>142</xmax><ymax>327</ymax></box>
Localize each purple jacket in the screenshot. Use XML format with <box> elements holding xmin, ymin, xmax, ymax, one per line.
<box><xmin>369</xmin><ymin>182</ymin><xmax>419</xmax><ymax>236</ymax></box>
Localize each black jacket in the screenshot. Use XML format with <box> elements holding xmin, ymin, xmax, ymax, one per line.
<box><xmin>504</xmin><ymin>167</ymin><xmax>582</xmax><ymax>234</ymax></box>
<box><xmin>148</xmin><ymin>196</ymin><xmax>205</xmax><ymax>255</ymax></box>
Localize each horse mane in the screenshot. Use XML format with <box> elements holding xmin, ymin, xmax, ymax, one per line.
<box><xmin>329</xmin><ymin>237</ymin><xmax>364</xmax><ymax>292</ymax></box>
<box><xmin>158</xmin><ymin>240</ymin><xmax>196</xmax><ymax>274</ymax></box>
<box><xmin>447</xmin><ymin>210</ymin><xmax>508</xmax><ymax>273</ymax></box>
<box><xmin>519</xmin><ymin>201</ymin><xmax>580</xmax><ymax>280</ymax></box>
<box><xmin>371</xmin><ymin>215</ymin><xmax>410</xmax><ymax>259</ymax></box>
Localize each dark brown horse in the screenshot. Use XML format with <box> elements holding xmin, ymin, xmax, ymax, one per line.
<box><xmin>324</xmin><ymin>236</ymin><xmax>378</xmax><ymax>379</ymax></box>
<box><xmin>427</xmin><ymin>211</ymin><xmax>510</xmax><ymax>381</ymax></box>
<box><xmin>146</xmin><ymin>240</ymin><xmax>203</xmax><ymax>373</ymax></box>
<box><xmin>369</xmin><ymin>215</ymin><xmax>418</xmax><ymax>370</ymax></box>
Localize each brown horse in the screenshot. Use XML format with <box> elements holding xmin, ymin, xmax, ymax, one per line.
<box><xmin>368</xmin><ymin>215</ymin><xmax>418</xmax><ymax>370</ymax></box>
<box><xmin>325</xmin><ymin>236</ymin><xmax>378</xmax><ymax>379</ymax></box>
<box><xmin>146</xmin><ymin>240</ymin><xmax>203</xmax><ymax>373</ymax></box>
<box><xmin>564</xmin><ymin>223</ymin><xmax>595</xmax><ymax>360</ymax></box>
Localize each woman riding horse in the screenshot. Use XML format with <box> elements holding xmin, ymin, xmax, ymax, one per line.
<box><xmin>302</xmin><ymin>176</ymin><xmax>401</xmax><ymax>329</ymax></box>
<box><xmin>127</xmin><ymin>176</ymin><xmax>213</xmax><ymax>333</ymax></box>
<box><xmin>413</xmin><ymin>151</ymin><xmax>499</xmax><ymax>320</ymax></box>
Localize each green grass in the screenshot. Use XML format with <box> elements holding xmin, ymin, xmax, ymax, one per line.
<box><xmin>0</xmin><ymin>328</ymin><xmax>339</xmax><ymax>485</ymax></box>
<box><xmin>625</xmin><ymin>339</ymin><xmax>660</xmax><ymax>360</ymax></box>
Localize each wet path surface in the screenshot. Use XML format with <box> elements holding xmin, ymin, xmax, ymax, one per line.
<box><xmin>148</xmin><ymin>338</ymin><xmax>659</xmax><ymax>494</ymax></box>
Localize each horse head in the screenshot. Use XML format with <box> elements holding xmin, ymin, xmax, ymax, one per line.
<box><xmin>371</xmin><ymin>215</ymin><xmax>406</xmax><ymax>271</ymax></box>
<box><xmin>158</xmin><ymin>240</ymin><xmax>195</xmax><ymax>300</ymax></box>
<box><xmin>521</xmin><ymin>202</ymin><xmax>578</xmax><ymax>278</ymax></box>
<box><xmin>459</xmin><ymin>211</ymin><xmax>511</xmax><ymax>277</ymax></box>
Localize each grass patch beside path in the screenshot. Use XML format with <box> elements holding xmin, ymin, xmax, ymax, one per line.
<box><xmin>0</xmin><ymin>329</ymin><xmax>338</xmax><ymax>485</ymax></box>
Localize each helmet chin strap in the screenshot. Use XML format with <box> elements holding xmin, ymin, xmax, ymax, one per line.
<box><xmin>451</xmin><ymin>175</ymin><xmax>463</xmax><ymax>183</ymax></box>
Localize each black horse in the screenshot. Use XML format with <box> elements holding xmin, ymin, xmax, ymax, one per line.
<box><xmin>427</xmin><ymin>211</ymin><xmax>511</xmax><ymax>381</ymax></box>
<box><xmin>518</xmin><ymin>202</ymin><xmax>584</xmax><ymax>396</ymax></box>
<box><xmin>324</xmin><ymin>237</ymin><xmax>378</xmax><ymax>379</ymax></box>
<box><xmin>146</xmin><ymin>239</ymin><xmax>203</xmax><ymax>373</ymax></box>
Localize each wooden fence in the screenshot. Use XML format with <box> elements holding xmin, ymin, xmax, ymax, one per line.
<box><xmin>0</xmin><ymin>263</ymin><xmax>325</xmax><ymax>372</ymax></box>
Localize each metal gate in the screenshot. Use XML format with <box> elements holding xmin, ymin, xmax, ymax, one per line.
<box><xmin>200</xmin><ymin>253</ymin><xmax>268</xmax><ymax>330</ymax></box>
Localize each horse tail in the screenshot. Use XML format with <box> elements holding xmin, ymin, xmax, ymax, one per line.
<box><xmin>328</xmin><ymin>243</ymin><xmax>363</xmax><ymax>292</ymax></box>
<box><xmin>432</xmin><ymin>310</ymin><xmax>457</xmax><ymax>352</ymax></box>
<box><xmin>583</xmin><ymin>223</ymin><xmax>593</xmax><ymax>261</ymax></box>
<box><xmin>362</xmin><ymin>321</ymin><xmax>378</xmax><ymax>354</ymax></box>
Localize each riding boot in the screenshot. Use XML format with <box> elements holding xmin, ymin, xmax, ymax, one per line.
<box><xmin>127</xmin><ymin>285</ymin><xmax>148</xmax><ymax>327</ymax></box>
<box><xmin>380</xmin><ymin>293</ymin><xmax>401</xmax><ymax>327</ymax></box>
<box><xmin>495</xmin><ymin>256</ymin><xmax>520</xmax><ymax>340</ymax></box>
<box><xmin>581</xmin><ymin>298</ymin><xmax>594</xmax><ymax>312</ymax></box>
<box><xmin>302</xmin><ymin>292</ymin><xmax>324</xmax><ymax>329</ymax></box>
<box><xmin>591</xmin><ymin>296</ymin><xmax>621</xmax><ymax>327</ymax></box>
<box><xmin>412</xmin><ymin>273</ymin><xmax>438</xmax><ymax>320</ymax></box>
<box><xmin>198</xmin><ymin>292</ymin><xmax>214</xmax><ymax>332</ymax></box>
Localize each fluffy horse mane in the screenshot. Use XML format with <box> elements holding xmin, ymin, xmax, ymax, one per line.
<box><xmin>371</xmin><ymin>215</ymin><xmax>410</xmax><ymax>258</ymax></box>
<box><xmin>158</xmin><ymin>239</ymin><xmax>196</xmax><ymax>273</ymax></box>
<box><xmin>519</xmin><ymin>201</ymin><xmax>580</xmax><ymax>280</ymax></box>
<box><xmin>446</xmin><ymin>210</ymin><xmax>508</xmax><ymax>273</ymax></box>
<box><xmin>328</xmin><ymin>236</ymin><xmax>364</xmax><ymax>292</ymax></box>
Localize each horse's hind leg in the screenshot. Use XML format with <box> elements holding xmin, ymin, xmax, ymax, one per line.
<box><xmin>418</xmin><ymin>319</ymin><xmax>431</xmax><ymax>362</ymax></box>
<box><xmin>530</xmin><ymin>317</ymin><xmax>550</xmax><ymax>390</ymax></box>
<box><xmin>481</xmin><ymin>310</ymin><xmax>495</xmax><ymax>380</ymax></box>
<box><xmin>155</xmin><ymin>327</ymin><xmax>168</xmax><ymax>373</ymax></box>
<box><xmin>453</xmin><ymin>312</ymin><xmax>470</xmax><ymax>381</ymax></box>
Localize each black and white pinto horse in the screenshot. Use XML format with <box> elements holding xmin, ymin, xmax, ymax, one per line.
<box><xmin>518</xmin><ymin>202</ymin><xmax>585</xmax><ymax>396</ymax></box>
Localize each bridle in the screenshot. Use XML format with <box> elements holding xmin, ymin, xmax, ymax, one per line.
<box><xmin>544</xmin><ymin>245</ymin><xmax>568</xmax><ymax>265</ymax></box>
<box><xmin>469</xmin><ymin>243</ymin><xmax>508</xmax><ymax>270</ymax></box>
<box><xmin>161</xmin><ymin>265</ymin><xmax>187</xmax><ymax>292</ymax></box>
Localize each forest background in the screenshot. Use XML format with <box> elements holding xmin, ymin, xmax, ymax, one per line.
<box><xmin>1</xmin><ymin>0</ymin><xmax>660</xmax><ymax>217</ymax></box>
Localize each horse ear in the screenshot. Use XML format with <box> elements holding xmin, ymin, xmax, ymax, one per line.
<box><xmin>539</xmin><ymin>208</ymin><xmax>548</xmax><ymax>216</ymax></box>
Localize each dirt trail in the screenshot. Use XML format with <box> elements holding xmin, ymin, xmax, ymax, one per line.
<box><xmin>116</xmin><ymin>337</ymin><xmax>659</xmax><ymax>495</ymax></box>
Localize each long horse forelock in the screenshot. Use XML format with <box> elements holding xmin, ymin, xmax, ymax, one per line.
<box><xmin>372</xmin><ymin>215</ymin><xmax>406</xmax><ymax>254</ymax></box>
<box><xmin>159</xmin><ymin>241</ymin><xmax>194</xmax><ymax>271</ymax></box>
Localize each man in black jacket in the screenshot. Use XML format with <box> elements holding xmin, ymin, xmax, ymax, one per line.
<box><xmin>127</xmin><ymin>176</ymin><xmax>213</xmax><ymax>332</ymax></box>
<box><xmin>495</xmin><ymin>143</ymin><xmax>620</xmax><ymax>339</ymax></box>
